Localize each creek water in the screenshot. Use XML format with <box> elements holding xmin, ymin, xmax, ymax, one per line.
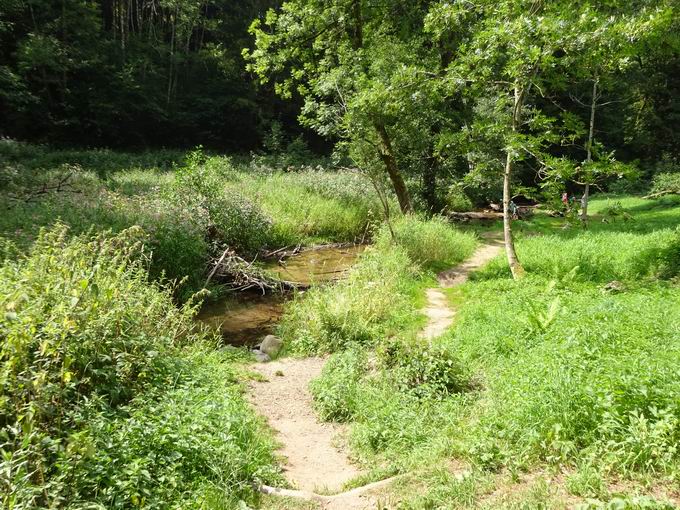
<box><xmin>197</xmin><ymin>245</ymin><xmax>365</xmax><ymax>346</ymax></box>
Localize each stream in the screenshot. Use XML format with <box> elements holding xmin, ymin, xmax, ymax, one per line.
<box><xmin>197</xmin><ymin>245</ymin><xmax>365</xmax><ymax>346</ymax></box>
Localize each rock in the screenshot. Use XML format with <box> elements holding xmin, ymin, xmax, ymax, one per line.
<box><xmin>252</xmin><ymin>349</ymin><xmax>271</xmax><ymax>363</ymax></box>
<box><xmin>602</xmin><ymin>280</ymin><xmax>626</xmax><ymax>293</ymax></box>
<box><xmin>259</xmin><ymin>335</ymin><xmax>283</xmax><ymax>357</ymax></box>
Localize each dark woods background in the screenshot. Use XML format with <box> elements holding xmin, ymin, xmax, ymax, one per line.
<box><xmin>0</xmin><ymin>0</ymin><xmax>316</xmax><ymax>150</ymax></box>
<box><xmin>0</xmin><ymin>0</ymin><xmax>678</xmax><ymax>163</ymax></box>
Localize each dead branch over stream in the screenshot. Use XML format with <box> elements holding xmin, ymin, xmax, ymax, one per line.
<box><xmin>205</xmin><ymin>248</ymin><xmax>302</xmax><ymax>293</ymax></box>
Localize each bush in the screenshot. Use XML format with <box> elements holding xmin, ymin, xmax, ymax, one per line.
<box><xmin>0</xmin><ymin>226</ymin><xmax>278</xmax><ymax>507</ymax></box>
<box><xmin>379</xmin><ymin>341</ymin><xmax>474</xmax><ymax>399</ymax></box>
<box><xmin>651</xmin><ymin>172</ymin><xmax>680</xmax><ymax>196</ymax></box>
<box><xmin>377</xmin><ymin>215</ymin><xmax>477</xmax><ymax>270</ymax></box>
<box><xmin>445</xmin><ymin>184</ymin><xmax>474</xmax><ymax>212</ymax></box>
<box><xmin>170</xmin><ymin>150</ymin><xmax>275</xmax><ymax>256</ymax></box>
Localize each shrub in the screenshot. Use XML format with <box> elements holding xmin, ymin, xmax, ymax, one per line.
<box><xmin>651</xmin><ymin>172</ymin><xmax>680</xmax><ymax>196</ymax></box>
<box><xmin>445</xmin><ymin>183</ymin><xmax>474</xmax><ymax>212</ymax></box>
<box><xmin>170</xmin><ymin>150</ymin><xmax>275</xmax><ymax>256</ymax></box>
<box><xmin>0</xmin><ymin>226</ymin><xmax>278</xmax><ymax>507</ymax></box>
<box><xmin>379</xmin><ymin>341</ymin><xmax>473</xmax><ymax>399</ymax></box>
<box><xmin>377</xmin><ymin>215</ymin><xmax>477</xmax><ymax>270</ymax></box>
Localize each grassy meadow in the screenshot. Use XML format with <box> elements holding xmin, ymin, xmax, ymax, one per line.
<box><xmin>279</xmin><ymin>195</ymin><xmax>680</xmax><ymax>508</ymax></box>
<box><xmin>2</xmin><ymin>140</ymin><xmax>680</xmax><ymax>509</ymax></box>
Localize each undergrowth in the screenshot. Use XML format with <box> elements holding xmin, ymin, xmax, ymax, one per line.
<box><xmin>0</xmin><ymin>141</ymin><xmax>385</xmax><ymax>297</ymax></box>
<box><xmin>0</xmin><ymin>226</ymin><xmax>279</xmax><ymax>508</ymax></box>
<box><xmin>282</xmin><ymin>195</ymin><xmax>680</xmax><ymax>508</ymax></box>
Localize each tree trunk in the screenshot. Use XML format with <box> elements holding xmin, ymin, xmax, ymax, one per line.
<box><xmin>580</xmin><ymin>77</ymin><xmax>598</xmax><ymax>226</ymax></box>
<box><xmin>102</xmin><ymin>0</ymin><xmax>114</xmax><ymax>31</ymax></box>
<box><xmin>503</xmin><ymin>85</ymin><xmax>525</xmax><ymax>280</ymax></box>
<box><xmin>373</xmin><ymin>121</ymin><xmax>412</xmax><ymax>214</ymax></box>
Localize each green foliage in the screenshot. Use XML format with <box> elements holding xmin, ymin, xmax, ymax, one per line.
<box><xmin>0</xmin><ymin>226</ymin><xmax>279</xmax><ymax>507</ymax></box>
<box><xmin>171</xmin><ymin>150</ymin><xmax>275</xmax><ymax>256</ymax></box>
<box><xmin>238</xmin><ymin>169</ymin><xmax>384</xmax><ymax>245</ymax></box>
<box><xmin>377</xmin><ymin>215</ymin><xmax>477</xmax><ymax>270</ymax></box>
<box><xmin>0</xmin><ymin>1</ymin><xmax>281</xmax><ymax>149</ymax></box>
<box><xmin>651</xmin><ymin>173</ymin><xmax>680</xmax><ymax>196</ymax></box>
<box><xmin>278</xmin><ymin>246</ymin><xmax>420</xmax><ymax>354</ymax></box>
<box><xmin>310</xmin><ymin>348</ymin><xmax>367</xmax><ymax>422</ymax></box>
<box><xmin>378</xmin><ymin>340</ymin><xmax>473</xmax><ymax>400</ymax></box>
<box><xmin>0</xmin><ymin>144</ymin><xmax>385</xmax><ymax>297</ymax></box>
<box><xmin>445</xmin><ymin>184</ymin><xmax>474</xmax><ymax>212</ymax></box>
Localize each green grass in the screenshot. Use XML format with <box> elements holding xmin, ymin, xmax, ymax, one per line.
<box><xmin>0</xmin><ymin>226</ymin><xmax>280</xmax><ymax>508</ymax></box>
<box><xmin>277</xmin><ymin>217</ymin><xmax>477</xmax><ymax>355</ymax></box>
<box><xmin>0</xmin><ymin>141</ymin><xmax>386</xmax><ymax>297</ymax></box>
<box><xmin>280</xmin><ymin>193</ymin><xmax>680</xmax><ymax>508</ymax></box>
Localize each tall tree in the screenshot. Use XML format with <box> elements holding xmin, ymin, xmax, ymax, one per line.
<box><xmin>245</xmin><ymin>0</ymin><xmax>444</xmax><ymax>213</ymax></box>
<box><xmin>435</xmin><ymin>0</ymin><xmax>575</xmax><ymax>279</ymax></box>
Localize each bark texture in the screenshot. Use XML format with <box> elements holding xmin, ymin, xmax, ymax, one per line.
<box><xmin>503</xmin><ymin>85</ymin><xmax>525</xmax><ymax>280</ymax></box>
<box><xmin>374</xmin><ymin>121</ymin><xmax>413</xmax><ymax>214</ymax></box>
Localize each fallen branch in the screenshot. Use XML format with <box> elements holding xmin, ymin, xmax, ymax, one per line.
<box><xmin>6</xmin><ymin>172</ymin><xmax>79</xmax><ymax>204</ymax></box>
<box><xmin>643</xmin><ymin>190</ymin><xmax>679</xmax><ymax>200</ymax></box>
<box><xmin>447</xmin><ymin>211</ymin><xmax>503</xmax><ymax>221</ymax></box>
<box><xmin>205</xmin><ymin>248</ymin><xmax>300</xmax><ymax>293</ymax></box>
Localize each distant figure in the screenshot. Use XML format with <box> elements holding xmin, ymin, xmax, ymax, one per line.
<box><xmin>561</xmin><ymin>192</ymin><xmax>569</xmax><ymax>208</ymax></box>
<box><xmin>509</xmin><ymin>200</ymin><xmax>519</xmax><ymax>220</ymax></box>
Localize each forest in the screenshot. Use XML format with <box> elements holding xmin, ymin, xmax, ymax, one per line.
<box><xmin>1</xmin><ymin>0</ymin><xmax>680</xmax><ymax>509</ymax></box>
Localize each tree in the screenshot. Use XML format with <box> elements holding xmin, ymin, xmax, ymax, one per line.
<box><xmin>565</xmin><ymin>5</ymin><xmax>673</xmax><ymax>225</ymax></box>
<box><xmin>436</xmin><ymin>0</ymin><xmax>575</xmax><ymax>279</ymax></box>
<box><xmin>245</xmin><ymin>0</ymin><xmax>447</xmax><ymax>214</ymax></box>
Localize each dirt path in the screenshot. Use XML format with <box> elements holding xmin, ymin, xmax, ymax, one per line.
<box><xmin>420</xmin><ymin>236</ymin><xmax>504</xmax><ymax>340</ymax></box>
<box><xmin>250</xmin><ymin>235</ymin><xmax>504</xmax><ymax>508</ymax></box>
<box><xmin>248</xmin><ymin>358</ymin><xmax>360</xmax><ymax>494</ymax></box>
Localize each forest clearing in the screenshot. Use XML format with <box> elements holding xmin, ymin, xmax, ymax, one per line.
<box><xmin>1</xmin><ymin>1</ymin><xmax>680</xmax><ymax>509</ymax></box>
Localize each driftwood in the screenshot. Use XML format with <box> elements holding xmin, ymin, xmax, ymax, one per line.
<box><xmin>447</xmin><ymin>211</ymin><xmax>503</xmax><ymax>221</ymax></box>
<box><xmin>205</xmin><ymin>248</ymin><xmax>300</xmax><ymax>293</ymax></box>
<box><xmin>643</xmin><ymin>190</ymin><xmax>679</xmax><ymax>200</ymax></box>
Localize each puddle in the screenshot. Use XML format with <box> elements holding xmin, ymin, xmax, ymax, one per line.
<box><xmin>196</xmin><ymin>245</ymin><xmax>364</xmax><ymax>346</ymax></box>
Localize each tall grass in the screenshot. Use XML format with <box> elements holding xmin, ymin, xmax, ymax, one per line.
<box><xmin>378</xmin><ymin>215</ymin><xmax>478</xmax><ymax>270</ymax></box>
<box><xmin>0</xmin><ymin>142</ymin><xmax>387</xmax><ymax>296</ymax></box>
<box><xmin>278</xmin><ymin>216</ymin><xmax>476</xmax><ymax>354</ymax></box>
<box><xmin>290</xmin><ymin>194</ymin><xmax>680</xmax><ymax>506</ymax></box>
<box><xmin>0</xmin><ymin>226</ymin><xmax>279</xmax><ymax>507</ymax></box>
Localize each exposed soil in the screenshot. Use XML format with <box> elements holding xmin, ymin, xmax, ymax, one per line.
<box><xmin>420</xmin><ymin>237</ymin><xmax>504</xmax><ymax>340</ymax></box>
<box><xmin>248</xmin><ymin>358</ymin><xmax>360</xmax><ymax>494</ymax></box>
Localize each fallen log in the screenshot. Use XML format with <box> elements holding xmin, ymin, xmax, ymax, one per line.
<box><xmin>642</xmin><ymin>190</ymin><xmax>679</xmax><ymax>200</ymax></box>
<box><xmin>447</xmin><ymin>211</ymin><xmax>504</xmax><ymax>221</ymax></box>
<box><xmin>205</xmin><ymin>248</ymin><xmax>300</xmax><ymax>293</ymax></box>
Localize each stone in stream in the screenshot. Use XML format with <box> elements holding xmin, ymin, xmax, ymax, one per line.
<box><xmin>259</xmin><ymin>334</ymin><xmax>283</xmax><ymax>357</ymax></box>
<box><xmin>252</xmin><ymin>349</ymin><xmax>271</xmax><ymax>363</ymax></box>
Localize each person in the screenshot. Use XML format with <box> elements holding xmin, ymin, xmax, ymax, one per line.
<box><xmin>561</xmin><ymin>192</ymin><xmax>569</xmax><ymax>208</ymax></box>
<box><xmin>509</xmin><ymin>200</ymin><xmax>519</xmax><ymax>220</ymax></box>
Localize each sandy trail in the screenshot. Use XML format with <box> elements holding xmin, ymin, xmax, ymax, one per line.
<box><xmin>248</xmin><ymin>358</ymin><xmax>359</xmax><ymax>494</ymax></box>
<box><xmin>420</xmin><ymin>236</ymin><xmax>504</xmax><ymax>340</ymax></box>
<box><xmin>250</xmin><ymin>235</ymin><xmax>504</xmax><ymax>508</ymax></box>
